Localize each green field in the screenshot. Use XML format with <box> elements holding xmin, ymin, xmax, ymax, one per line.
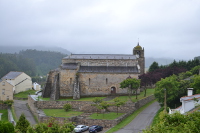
<box><xmin>39</xmin><ymin>88</ymin><xmax>155</xmax><ymax>102</ymax></box>
<box><xmin>42</xmin><ymin>109</ymin><xmax>83</xmax><ymax>118</ymax></box>
<box><xmin>109</xmin><ymin>88</ymin><xmax>155</xmax><ymax>102</ymax></box>
<box><xmin>14</xmin><ymin>90</ymin><xmax>36</xmax><ymax>98</ymax></box>
<box><xmin>0</xmin><ymin>109</ymin><xmax>8</xmax><ymax>121</ymax></box>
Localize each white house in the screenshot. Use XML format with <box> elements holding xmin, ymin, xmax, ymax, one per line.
<box><xmin>33</xmin><ymin>82</ymin><xmax>41</xmax><ymax>91</ymax></box>
<box><xmin>169</xmin><ymin>88</ymin><xmax>200</xmax><ymax>114</ymax></box>
<box><xmin>1</xmin><ymin>71</ymin><xmax>32</xmax><ymax>94</ymax></box>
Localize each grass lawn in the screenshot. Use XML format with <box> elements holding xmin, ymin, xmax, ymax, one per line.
<box><xmin>89</xmin><ymin>112</ymin><xmax>124</xmax><ymax>120</ymax></box>
<box><xmin>109</xmin><ymin>88</ymin><xmax>155</xmax><ymax>103</ymax></box>
<box><xmin>39</xmin><ymin>97</ymin><xmax>106</xmax><ymax>101</ymax></box>
<box><xmin>106</xmin><ymin>100</ymin><xmax>157</xmax><ymax>133</ymax></box>
<box><xmin>39</xmin><ymin>89</ymin><xmax>154</xmax><ymax>102</ymax></box>
<box><xmin>42</xmin><ymin>109</ymin><xmax>83</xmax><ymax>118</ymax></box>
<box><xmin>14</xmin><ymin>90</ymin><xmax>36</xmax><ymax>98</ymax></box>
<box><xmin>0</xmin><ymin>109</ymin><xmax>8</xmax><ymax>121</ymax></box>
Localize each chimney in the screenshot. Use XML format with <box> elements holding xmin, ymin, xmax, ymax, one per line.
<box><xmin>187</xmin><ymin>88</ymin><xmax>193</xmax><ymax>96</ymax></box>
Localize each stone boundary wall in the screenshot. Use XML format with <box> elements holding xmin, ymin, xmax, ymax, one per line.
<box><xmin>30</xmin><ymin>99</ymin><xmax>136</xmax><ymax>113</ymax></box>
<box><xmin>28</xmin><ymin>95</ymin><xmax>155</xmax><ymax>128</ymax></box>
<box><xmin>0</xmin><ymin>103</ymin><xmax>9</xmax><ymax>109</ymax></box>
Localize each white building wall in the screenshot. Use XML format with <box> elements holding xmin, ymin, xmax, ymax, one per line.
<box><xmin>184</xmin><ymin>101</ymin><xmax>195</xmax><ymax>113</ymax></box>
<box><xmin>13</xmin><ymin>73</ymin><xmax>32</xmax><ymax>93</ymax></box>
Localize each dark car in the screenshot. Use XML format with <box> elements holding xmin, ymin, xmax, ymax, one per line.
<box><xmin>88</xmin><ymin>125</ymin><xmax>103</xmax><ymax>133</ymax></box>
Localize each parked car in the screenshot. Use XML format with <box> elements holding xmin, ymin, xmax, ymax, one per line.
<box><xmin>74</xmin><ymin>125</ymin><xmax>89</xmax><ymax>133</ymax></box>
<box><xmin>88</xmin><ymin>125</ymin><xmax>103</xmax><ymax>133</ymax></box>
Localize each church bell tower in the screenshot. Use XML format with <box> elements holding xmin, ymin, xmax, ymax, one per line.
<box><xmin>133</xmin><ymin>42</ymin><xmax>145</xmax><ymax>74</ymax></box>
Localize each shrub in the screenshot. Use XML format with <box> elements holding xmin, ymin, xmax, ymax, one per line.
<box><xmin>63</xmin><ymin>103</ymin><xmax>72</xmax><ymax>111</ymax></box>
<box><xmin>15</xmin><ymin>114</ymin><xmax>30</xmax><ymax>133</ymax></box>
<box><xmin>0</xmin><ymin>121</ymin><xmax>14</xmax><ymax>133</ymax></box>
<box><xmin>26</xmin><ymin>117</ymin><xmax>75</xmax><ymax>133</ymax></box>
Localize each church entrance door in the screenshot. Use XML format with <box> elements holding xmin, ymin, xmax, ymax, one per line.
<box><xmin>111</xmin><ymin>87</ymin><xmax>116</xmax><ymax>94</ymax></box>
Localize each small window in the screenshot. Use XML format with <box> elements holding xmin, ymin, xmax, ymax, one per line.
<box><xmin>106</xmin><ymin>78</ymin><xmax>108</xmax><ymax>84</ymax></box>
<box><xmin>89</xmin><ymin>78</ymin><xmax>91</xmax><ymax>85</ymax></box>
<box><xmin>70</xmin><ymin>78</ymin><xmax>72</xmax><ymax>85</ymax></box>
<box><xmin>7</xmin><ymin>96</ymin><xmax>9</xmax><ymax>100</ymax></box>
<box><xmin>2</xmin><ymin>89</ymin><xmax>5</xmax><ymax>95</ymax></box>
<box><xmin>2</xmin><ymin>82</ymin><xmax>5</xmax><ymax>86</ymax></box>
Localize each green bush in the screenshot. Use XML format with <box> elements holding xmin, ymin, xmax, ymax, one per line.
<box><xmin>0</xmin><ymin>121</ymin><xmax>15</xmax><ymax>133</ymax></box>
<box><xmin>15</xmin><ymin>114</ymin><xmax>30</xmax><ymax>133</ymax></box>
<box><xmin>26</xmin><ymin>117</ymin><xmax>75</xmax><ymax>133</ymax></box>
<box><xmin>63</xmin><ymin>103</ymin><xmax>72</xmax><ymax>111</ymax></box>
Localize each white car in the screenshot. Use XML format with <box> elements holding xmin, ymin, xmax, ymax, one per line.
<box><xmin>74</xmin><ymin>125</ymin><xmax>89</xmax><ymax>133</ymax></box>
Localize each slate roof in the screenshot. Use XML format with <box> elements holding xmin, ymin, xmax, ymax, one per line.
<box><xmin>2</xmin><ymin>71</ymin><xmax>23</xmax><ymax>80</ymax></box>
<box><xmin>63</xmin><ymin>54</ymin><xmax>137</xmax><ymax>60</ymax></box>
<box><xmin>180</xmin><ymin>94</ymin><xmax>200</xmax><ymax>101</ymax></box>
<box><xmin>61</xmin><ymin>63</ymin><xmax>78</xmax><ymax>70</ymax></box>
<box><xmin>78</xmin><ymin>66</ymin><xmax>138</xmax><ymax>73</ymax></box>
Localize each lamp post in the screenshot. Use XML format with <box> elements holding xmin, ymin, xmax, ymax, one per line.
<box><xmin>164</xmin><ymin>88</ymin><xmax>167</xmax><ymax>113</ymax></box>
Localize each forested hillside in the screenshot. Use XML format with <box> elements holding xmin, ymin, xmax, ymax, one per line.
<box><xmin>19</xmin><ymin>50</ymin><xmax>67</xmax><ymax>75</ymax></box>
<box><xmin>0</xmin><ymin>50</ymin><xmax>67</xmax><ymax>78</ymax></box>
<box><xmin>0</xmin><ymin>53</ymin><xmax>36</xmax><ymax>78</ymax></box>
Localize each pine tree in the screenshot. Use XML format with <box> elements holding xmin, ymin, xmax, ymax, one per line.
<box><xmin>15</xmin><ymin>114</ymin><xmax>30</xmax><ymax>133</ymax></box>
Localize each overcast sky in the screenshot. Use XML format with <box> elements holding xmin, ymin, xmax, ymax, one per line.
<box><xmin>0</xmin><ymin>0</ymin><xmax>199</xmax><ymax>60</ymax></box>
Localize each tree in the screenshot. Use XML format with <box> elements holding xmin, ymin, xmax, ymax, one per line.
<box><xmin>113</xmin><ymin>97</ymin><xmax>125</xmax><ymax>115</ymax></box>
<box><xmin>139</xmin><ymin>73</ymin><xmax>152</xmax><ymax>96</ymax></box>
<box><xmin>154</xmin><ymin>75</ymin><xmax>182</xmax><ymax>108</ymax></box>
<box><xmin>120</xmin><ymin>78</ymin><xmax>140</xmax><ymax>100</ymax></box>
<box><xmin>148</xmin><ymin>61</ymin><xmax>159</xmax><ymax>72</ymax></box>
<box><xmin>191</xmin><ymin>75</ymin><xmax>200</xmax><ymax>94</ymax></box>
<box><xmin>190</xmin><ymin>65</ymin><xmax>200</xmax><ymax>75</ymax></box>
<box><xmin>15</xmin><ymin>114</ymin><xmax>30</xmax><ymax>133</ymax></box>
<box><xmin>92</xmin><ymin>97</ymin><xmax>103</xmax><ymax>116</ymax></box>
<box><xmin>99</xmin><ymin>101</ymin><xmax>110</xmax><ymax>118</ymax></box>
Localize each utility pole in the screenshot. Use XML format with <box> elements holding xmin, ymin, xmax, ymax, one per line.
<box><xmin>164</xmin><ymin>88</ymin><xmax>167</xmax><ymax>113</ymax></box>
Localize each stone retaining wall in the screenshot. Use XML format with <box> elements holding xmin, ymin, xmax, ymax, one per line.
<box><xmin>0</xmin><ymin>103</ymin><xmax>9</xmax><ymax>109</ymax></box>
<box><xmin>28</xmin><ymin>95</ymin><xmax>155</xmax><ymax>128</ymax></box>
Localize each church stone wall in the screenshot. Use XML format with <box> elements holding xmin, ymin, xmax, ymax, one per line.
<box><xmin>59</xmin><ymin>71</ymin><xmax>139</xmax><ymax>97</ymax></box>
<box><xmin>62</xmin><ymin>59</ymin><xmax>137</xmax><ymax>67</ymax></box>
<box><xmin>59</xmin><ymin>69</ymin><xmax>77</xmax><ymax>97</ymax></box>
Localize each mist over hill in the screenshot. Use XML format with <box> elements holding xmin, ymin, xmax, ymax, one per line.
<box><xmin>0</xmin><ymin>45</ymin><xmax>71</xmax><ymax>55</ymax></box>
<box><xmin>145</xmin><ymin>57</ymin><xmax>187</xmax><ymax>68</ymax></box>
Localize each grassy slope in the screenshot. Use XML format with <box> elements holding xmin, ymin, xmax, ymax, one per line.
<box><xmin>14</xmin><ymin>90</ymin><xmax>36</xmax><ymax>98</ymax></box>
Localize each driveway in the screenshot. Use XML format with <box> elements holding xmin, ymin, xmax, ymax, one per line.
<box><xmin>114</xmin><ymin>101</ymin><xmax>160</xmax><ymax>133</ymax></box>
<box><xmin>14</xmin><ymin>100</ymin><xmax>37</xmax><ymax>126</ymax></box>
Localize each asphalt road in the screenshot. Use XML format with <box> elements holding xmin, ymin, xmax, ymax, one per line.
<box><xmin>14</xmin><ymin>100</ymin><xmax>37</xmax><ymax>126</ymax></box>
<box><xmin>114</xmin><ymin>101</ymin><xmax>160</xmax><ymax>133</ymax></box>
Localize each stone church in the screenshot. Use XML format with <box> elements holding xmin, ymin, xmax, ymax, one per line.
<box><xmin>43</xmin><ymin>43</ymin><xmax>145</xmax><ymax>100</ymax></box>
